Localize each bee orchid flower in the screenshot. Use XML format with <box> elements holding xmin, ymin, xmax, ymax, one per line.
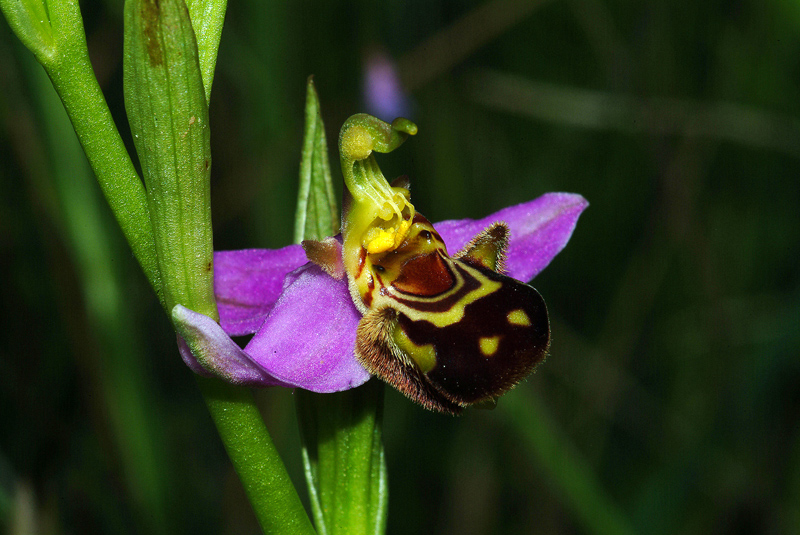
<box><xmin>174</xmin><ymin>115</ymin><xmax>587</xmax><ymax>413</ymax></box>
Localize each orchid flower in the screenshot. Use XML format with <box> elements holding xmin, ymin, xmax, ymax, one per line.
<box><xmin>175</xmin><ymin>115</ymin><xmax>587</xmax><ymax>413</ymax></box>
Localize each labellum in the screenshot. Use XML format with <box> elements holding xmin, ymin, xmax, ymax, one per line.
<box><xmin>304</xmin><ymin>114</ymin><xmax>550</xmax><ymax>414</ymax></box>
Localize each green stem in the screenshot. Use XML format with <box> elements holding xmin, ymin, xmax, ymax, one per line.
<box><xmin>30</xmin><ymin>0</ymin><xmax>163</xmax><ymax>303</ymax></box>
<box><xmin>46</xmin><ymin>55</ymin><xmax>161</xmax><ymax>301</ymax></box>
<box><xmin>197</xmin><ymin>377</ymin><xmax>317</xmax><ymax>535</ymax></box>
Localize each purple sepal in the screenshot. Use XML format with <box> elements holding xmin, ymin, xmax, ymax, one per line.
<box><xmin>214</xmin><ymin>245</ymin><xmax>307</xmax><ymax>336</ymax></box>
<box><xmin>435</xmin><ymin>193</ymin><xmax>588</xmax><ymax>282</ymax></box>
<box><xmin>173</xmin><ymin>305</ymin><xmax>293</xmax><ymax>387</ymax></box>
<box><xmin>243</xmin><ymin>263</ymin><xmax>371</xmax><ymax>392</ymax></box>
<box><xmin>174</xmin><ymin>261</ymin><xmax>371</xmax><ymax>392</ymax></box>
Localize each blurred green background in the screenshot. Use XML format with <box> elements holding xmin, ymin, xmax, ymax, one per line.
<box><xmin>2</xmin><ymin>0</ymin><xmax>800</xmax><ymax>533</ymax></box>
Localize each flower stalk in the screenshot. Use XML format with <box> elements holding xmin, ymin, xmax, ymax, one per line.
<box><xmin>198</xmin><ymin>377</ymin><xmax>317</xmax><ymax>535</ymax></box>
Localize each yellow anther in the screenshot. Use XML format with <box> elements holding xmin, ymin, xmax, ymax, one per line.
<box><xmin>362</xmin><ymin>211</ymin><xmax>413</xmax><ymax>254</ymax></box>
<box><xmin>338</xmin><ymin>115</ymin><xmax>420</xmax><ymax>291</ymax></box>
<box><xmin>394</xmin><ymin>219</ymin><xmax>411</xmax><ymax>247</ymax></box>
<box><xmin>366</xmin><ymin>228</ymin><xmax>397</xmax><ymax>254</ymax></box>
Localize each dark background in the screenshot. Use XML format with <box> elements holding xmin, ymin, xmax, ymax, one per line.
<box><xmin>2</xmin><ymin>0</ymin><xmax>799</xmax><ymax>533</ymax></box>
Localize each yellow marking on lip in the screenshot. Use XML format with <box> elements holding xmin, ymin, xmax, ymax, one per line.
<box><xmin>392</xmin><ymin>263</ymin><xmax>502</xmax><ymax>328</ymax></box>
<box><xmin>479</xmin><ymin>336</ymin><xmax>500</xmax><ymax>357</ymax></box>
<box><xmin>507</xmin><ymin>309</ymin><xmax>531</xmax><ymax>326</ymax></box>
<box><xmin>393</xmin><ymin>323</ymin><xmax>437</xmax><ymax>373</ymax></box>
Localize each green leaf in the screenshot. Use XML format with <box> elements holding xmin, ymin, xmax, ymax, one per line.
<box><xmin>296</xmin><ymin>384</ymin><xmax>388</xmax><ymax>535</ymax></box>
<box><xmin>294</xmin><ymin>77</ymin><xmax>339</xmax><ymax>244</ymax></box>
<box><xmin>123</xmin><ymin>0</ymin><xmax>217</xmax><ymax>320</ymax></box>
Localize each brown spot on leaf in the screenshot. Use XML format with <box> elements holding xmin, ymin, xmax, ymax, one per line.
<box><xmin>141</xmin><ymin>0</ymin><xmax>163</xmax><ymax>67</ymax></box>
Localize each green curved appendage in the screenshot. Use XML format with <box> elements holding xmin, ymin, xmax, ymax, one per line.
<box><xmin>338</xmin><ymin>114</ymin><xmax>419</xmax><ymax>284</ymax></box>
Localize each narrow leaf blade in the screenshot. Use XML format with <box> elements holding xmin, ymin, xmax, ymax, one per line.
<box><xmin>295</xmin><ymin>77</ymin><xmax>338</xmax><ymax>244</ymax></box>
<box><xmin>184</xmin><ymin>0</ymin><xmax>227</xmax><ymax>100</ymax></box>
<box><xmin>297</xmin><ymin>383</ymin><xmax>387</xmax><ymax>535</ymax></box>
